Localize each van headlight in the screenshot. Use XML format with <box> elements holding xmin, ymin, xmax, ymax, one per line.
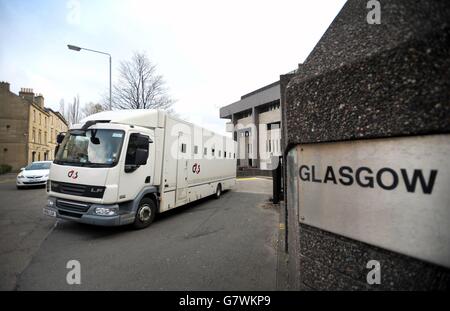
<box><xmin>95</xmin><ymin>207</ymin><xmax>117</xmax><ymax>216</ymax></box>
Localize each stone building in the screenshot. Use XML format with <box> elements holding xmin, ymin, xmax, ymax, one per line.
<box><xmin>0</xmin><ymin>82</ymin><xmax>68</xmax><ymax>171</ymax></box>
<box><xmin>220</xmin><ymin>80</ymin><xmax>287</xmax><ymax>171</ymax></box>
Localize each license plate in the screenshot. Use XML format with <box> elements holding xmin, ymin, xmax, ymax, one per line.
<box><xmin>43</xmin><ymin>208</ymin><xmax>56</xmax><ymax>217</ymax></box>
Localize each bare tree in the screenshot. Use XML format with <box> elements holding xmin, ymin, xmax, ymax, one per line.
<box><xmin>61</xmin><ymin>95</ymin><xmax>82</xmax><ymax>125</ymax></box>
<box><xmin>59</xmin><ymin>99</ymin><xmax>65</xmax><ymax>118</ymax></box>
<box><xmin>109</xmin><ymin>52</ymin><xmax>174</xmax><ymax>111</ymax></box>
<box><xmin>82</xmin><ymin>102</ymin><xmax>104</xmax><ymax>118</ymax></box>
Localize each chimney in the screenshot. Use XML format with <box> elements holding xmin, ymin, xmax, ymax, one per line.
<box><xmin>35</xmin><ymin>93</ymin><xmax>44</xmax><ymax>108</ymax></box>
<box><xmin>19</xmin><ymin>88</ymin><xmax>35</xmax><ymax>103</ymax></box>
<box><xmin>0</xmin><ymin>81</ymin><xmax>10</xmax><ymax>93</ymax></box>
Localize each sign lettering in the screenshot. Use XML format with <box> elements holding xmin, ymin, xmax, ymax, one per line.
<box><xmin>299</xmin><ymin>165</ymin><xmax>438</xmax><ymax>194</ymax></box>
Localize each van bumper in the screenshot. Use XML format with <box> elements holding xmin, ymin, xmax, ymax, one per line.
<box><xmin>44</xmin><ymin>196</ymin><xmax>135</xmax><ymax>226</ymax></box>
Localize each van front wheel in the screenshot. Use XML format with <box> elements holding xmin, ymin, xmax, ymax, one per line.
<box><xmin>215</xmin><ymin>184</ymin><xmax>222</xmax><ymax>199</ymax></box>
<box><xmin>133</xmin><ymin>197</ymin><xmax>156</xmax><ymax>229</ymax></box>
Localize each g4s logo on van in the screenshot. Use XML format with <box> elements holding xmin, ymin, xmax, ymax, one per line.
<box><xmin>192</xmin><ymin>163</ymin><xmax>201</xmax><ymax>174</ymax></box>
<box><xmin>68</xmin><ymin>170</ymin><xmax>78</xmax><ymax>179</ymax></box>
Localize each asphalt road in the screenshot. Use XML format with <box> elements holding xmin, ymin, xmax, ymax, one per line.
<box><xmin>0</xmin><ymin>176</ymin><xmax>279</xmax><ymax>290</ymax></box>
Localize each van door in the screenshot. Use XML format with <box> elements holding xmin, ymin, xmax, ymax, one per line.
<box><xmin>118</xmin><ymin>131</ymin><xmax>153</xmax><ymax>203</ymax></box>
<box><xmin>176</xmin><ymin>132</ymin><xmax>189</xmax><ymax>206</ymax></box>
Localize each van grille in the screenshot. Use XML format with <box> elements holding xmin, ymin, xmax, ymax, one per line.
<box><xmin>56</xmin><ymin>199</ymin><xmax>90</xmax><ymax>213</ymax></box>
<box><xmin>59</xmin><ymin>210</ymin><xmax>83</xmax><ymax>218</ymax></box>
<box><xmin>51</xmin><ymin>181</ymin><xmax>105</xmax><ymax>198</ymax></box>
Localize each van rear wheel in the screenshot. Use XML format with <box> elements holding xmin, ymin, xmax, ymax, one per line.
<box><xmin>215</xmin><ymin>184</ymin><xmax>222</xmax><ymax>199</ymax></box>
<box><xmin>133</xmin><ymin>197</ymin><xmax>156</xmax><ymax>229</ymax></box>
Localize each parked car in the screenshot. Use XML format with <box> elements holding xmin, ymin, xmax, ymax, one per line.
<box><xmin>16</xmin><ymin>161</ymin><xmax>52</xmax><ymax>189</ymax></box>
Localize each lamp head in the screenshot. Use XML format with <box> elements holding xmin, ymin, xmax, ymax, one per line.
<box><xmin>67</xmin><ymin>44</ymin><xmax>81</xmax><ymax>51</ymax></box>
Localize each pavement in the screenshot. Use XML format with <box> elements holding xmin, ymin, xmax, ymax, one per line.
<box><xmin>0</xmin><ymin>173</ymin><xmax>55</xmax><ymax>291</ymax></box>
<box><xmin>0</xmin><ymin>176</ymin><xmax>280</xmax><ymax>290</ymax></box>
<box><xmin>234</xmin><ymin>177</ymin><xmax>273</xmax><ymax>195</ymax></box>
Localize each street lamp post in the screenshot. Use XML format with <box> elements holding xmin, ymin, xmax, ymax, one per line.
<box><xmin>67</xmin><ymin>44</ymin><xmax>112</xmax><ymax>110</ymax></box>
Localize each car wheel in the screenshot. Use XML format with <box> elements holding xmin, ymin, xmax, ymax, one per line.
<box><xmin>215</xmin><ymin>184</ymin><xmax>222</xmax><ymax>199</ymax></box>
<box><xmin>133</xmin><ymin>197</ymin><xmax>156</xmax><ymax>229</ymax></box>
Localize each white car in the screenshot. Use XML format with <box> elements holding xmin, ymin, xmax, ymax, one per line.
<box><xmin>16</xmin><ymin>161</ymin><xmax>52</xmax><ymax>189</ymax></box>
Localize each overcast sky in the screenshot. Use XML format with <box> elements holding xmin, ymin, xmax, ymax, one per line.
<box><xmin>0</xmin><ymin>0</ymin><xmax>346</xmax><ymax>135</ymax></box>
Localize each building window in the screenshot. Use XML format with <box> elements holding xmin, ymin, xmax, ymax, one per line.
<box><xmin>224</xmin><ymin>151</ymin><xmax>227</xmax><ymax>158</ymax></box>
<box><xmin>218</xmin><ymin>150</ymin><xmax>221</xmax><ymax>157</ymax></box>
<box><xmin>181</xmin><ymin>143</ymin><xmax>186</xmax><ymax>153</ymax></box>
<box><xmin>38</xmin><ymin>130</ymin><xmax>42</xmax><ymax>144</ymax></box>
<box><xmin>212</xmin><ymin>148</ymin><xmax>215</xmax><ymax>157</ymax></box>
<box><xmin>32</xmin><ymin>128</ymin><xmax>36</xmax><ymax>142</ymax></box>
<box><xmin>267</xmin><ymin>122</ymin><xmax>281</xmax><ymax>130</ymax></box>
<box><xmin>194</xmin><ymin>145</ymin><xmax>198</xmax><ymax>154</ymax></box>
<box><xmin>204</xmin><ymin>147</ymin><xmax>207</xmax><ymax>156</ymax></box>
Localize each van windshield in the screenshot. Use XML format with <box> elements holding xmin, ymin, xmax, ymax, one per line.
<box><xmin>25</xmin><ymin>162</ymin><xmax>51</xmax><ymax>170</ymax></box>
<box><xmin>54</xmin><ymin>129</ymin><xmax>125</xmax><ymax>167</ymax></box>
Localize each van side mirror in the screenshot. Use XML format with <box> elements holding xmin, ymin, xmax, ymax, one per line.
<box><xmin>56</xmin><ymin>133</ymin><xmax>65</xmax><ymax>144</ymax></box>
<box><xmin>135</xmin><ymin>148</ymin><xmax>148</xmax><ymax>165</ymax></box>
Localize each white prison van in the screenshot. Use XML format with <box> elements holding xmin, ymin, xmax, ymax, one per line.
<box><xmin>43</xmin><ymin>109</ymin><xmax>236</xmax><ymax>228</ymax></box>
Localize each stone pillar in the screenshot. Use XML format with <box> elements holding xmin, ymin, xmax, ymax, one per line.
<box><xmin>251</xmin><ymin>106</ymin><xmax>259</xmax><ymax>168</ymax></box>
<box><xmin>280</xmin><ymin>72</ymin><xmax>296</xmax><ymax>253</ymax></box>
<box><xmin>231</xmin><ymin>113</ymin><xmax>237</xmax><ymax>141</ymax></box>
<box><xmin>283</xmin><ymin>0</ymin><xmax>450</xmax><ymax>290</ymax></box>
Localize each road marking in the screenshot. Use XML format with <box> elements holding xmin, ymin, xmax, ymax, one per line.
<box><xmin>237</xmin><ymin>177</ymin><xmax>258</xmax><ymax>181</ymax></box>
<box><xmin>279</xmin><ymin>223</ymin><xmax>285</xmax><ymax>230</ymax></box>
